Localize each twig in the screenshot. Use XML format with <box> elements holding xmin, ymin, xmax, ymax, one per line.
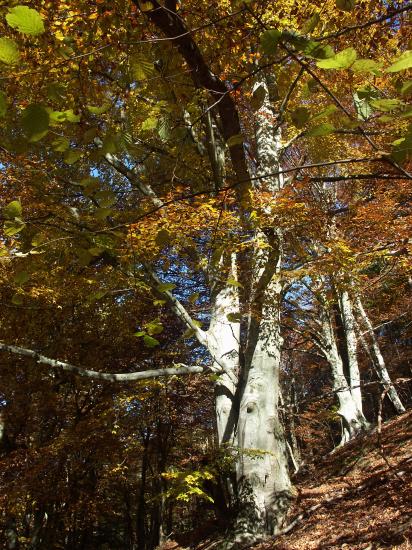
<box><xmin>314</xmin><ymin>4</ymin><xmax>412</xmax><ymax>41</ymax></box>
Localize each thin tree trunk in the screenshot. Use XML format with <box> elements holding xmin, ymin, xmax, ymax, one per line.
<box><xmin>319</xmin><ymin>292</ymin><xmax>369</xmax><ymax>444</ymax></box>
<box><xmin>5</xmin><ymin>518</ymin><xmax>19</xmax><ymax>550</ymax></box>
<box><xmin>355</xmin><ymin>297</ymin><xmax>405</xmax><ymax>414</ymax></box>
<box><xmin>137</xmin><ymin>433</ymin><xmax>150</xmax><ymax>550</ymax></box>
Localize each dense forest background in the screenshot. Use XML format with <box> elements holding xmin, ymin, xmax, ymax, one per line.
<box><xmin>0</xmin><ymin>0</ymin><xmax>411</xmax><ymax>548</ymax></box>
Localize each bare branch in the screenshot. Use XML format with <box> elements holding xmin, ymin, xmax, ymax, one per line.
<box><xmin>0</xmin><ymin>342</ymin><xmax>207</xmax><ymax>382</ymax></box>
<box><xmin>315</xmin><ymin>4</ymin><xmax>412</xmax><ymax>41</ymax></box>
<box><xmin>142</xmin><ymin>263</ymin><xmax>209</xmax><ymax>348</ymax></box>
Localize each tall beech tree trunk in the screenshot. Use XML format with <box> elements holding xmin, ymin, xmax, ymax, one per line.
<box><xmin>227</xmin><ymin>76</ymin><xmax>292</xmax><ymax>545</ymax></box>
<box><xmin>128</xmin><ymin>3</ymin><xmax>294</xmax><ymax>540</ymax></box>
<box><xmin>354</xmin><ymin>297</ymin><xmax>405</xmax><ymax>414</ymax></box>
<box><xmin>319</xmin><ymin>286</ymin><xmax>369</xmax><ymax>445</ymax></box>
<box><xmin>339</xmin><ymin>290</ymin><xmax>368</xmax><ymax>420</ymax></box>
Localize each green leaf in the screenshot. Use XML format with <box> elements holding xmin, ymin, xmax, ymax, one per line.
<box><xmin>22</xmin><ymin>105</ymin><xmax>49</xmax><ymax>137</ymax></box>
<box><xmin>391</xmin><ymin>124</ymin><xmax>412</xmax><ymax>163</ymax></box>
<box><xmin>312</xmin><ymin>105</ymin><xmax>338</xmax><ymax>121</ymax></box>
<box><xmin>158</xmin><ymin>116</ymin><xmax>171</xmax><ymax>141</ymax></box>
<box><xmin>141</xmin><ymin>117</ymin><xmax>158</xmax><ymax>131</ymax></box>
<box><xmin>49</xmin><ymin>109</ymin><xmax>81</xmax><ymax>124</ymax></box>
<box><xmin>52</xmin><ymin>137</ymin><xmax>70</xmax><ymax>152</ymax></box>
<box><xmin>87</xmin><ymin>290</ymin><xmax>108</xmax><ymax>303</ymax></box>
<box><xmin>130</xmin><ymin>53</ymin><xmax>155</xmax><ymax>80</ymax></box>
<box><xmin>401</xmin><ymin>80</ymin><xmax>412</xmax><ymax>96</ymax></box>
<box><xmin>156</xmin><ymin>228</ymin><xmax>171</xmax><ymax>247</ymax></box>
<box><xmin>46</xmin><ymin>82</ymin><xmax>66</xmax><ymax>102</ymax></box>
<box><xmin>306</xmin><ymin>123</ymin><xmax>335</xmax><ymax>136</ymax></box>
<box><xmin>14</xmin><ymin>271</ymin><xmax>29</xmax><ymax>285</ymax></box>
<box><xmin>188</xmin><ymin>292</ymin><xmax>199</xmax><ymax>304</ymax></box>
<box><xmin>80</xmin><ymin>177</ymin><xmax>100</xmax><ymax>196</ymax></box>
<box><xmin>304</xmin><ymin>42</ymin><xmax>334</xmax><ymax>60</ymax></box>
<box><xmin>101</xmin><ymin>131</ymin><xmax>119</xmax><ymax>154</ymax></box>
<box><xmin>401</xmin><ymin>105</ymin><xmax>412</xmax><ymax>118</ymax></box>
<box><xmin>157</xmin><ymin>282</ymin><xmax>176</xmax><ymax>293</ymax></box>
<box><xmin>75</xmin><ymin>248</ymin><xmax>93</xmax><ymax>266</ymax></box>
<box><xmin>11</xmin><ymin>293</ymin><xmax>24</xmax><ymax>305</ymax></box>
<box><xmin>307</xmin><ymin>78</ymin><xmax>320</xmax><ymax>93</ymax></box>
<box><xmin>82</xmin><ymin>127</ymin><xmax>99</xmax><ymax>144</ymax></box>
<box><xmin>143</xmin><ymin>335</ymin><xmax>160</xmax><ymax>348</ymax></box>
<box><xmin>94</xmin><ymin>208</ymin><xmax>112</xmax><ymax>220</ymax></box>
<box><xmin>291</xmin><ymin>107</ymin><xmax>311</xmax><ymax>128</ymax></box>
<box><xmin>140</xmin><ymin>1</ymin><xmax>154</xmax><ymax>11</ymax></box>
<box><xmin>282</xmin><ymin>30</ymin><xmax>309</xmax><ymax>51</ymax></box>
<box><xmin>145</xmin><ymin>320</ymin><xmax>164</xmax><ymax>336</ymax></box>
<box><xmin>317</xmin><ymin>48</ymin><xmax>357</xmax><ymax>69</ymax></box>
<box><xmin>260</xmin><ymin>29</ymin><xmax>282</xmax><ymax>55</ymax></box>
<box><xmin>369</xmin><ymin>99</ymin><xmax>404</xmax><ymax>112</ymax></box>
<box><xmin>227</xmin><ymin>278</ymin><xmax>243</xmax><ymax>287</ymax></box>
<box><xmin>353</xmin><ymin>86</ymin><xmax>379</xmax><ymax>120</ymax></box>
<box><xmin>31</xmin><ymin>233</ymin><xmax>46</xmax><ymax>247</ymax></box>
<box><xmin>0</xmin><ymin>37</ymin><xmax>20</xmax><ymax>65</ymax></box>
<box><xmin>351</xmin><ymin>59</ymin><xmax>382</xmax><ymax>75</ymax></box>
<box><xmin>386</xmin><ymin>51</ymin><xmax>412</xmax><ymax>73</ymax></box>
<box><xmin>88</xmin><ymin>247</ymin><xmax>105</xmax><ymax>256</ymax></box>
<box><xmin>301</xmin><ymin>13</ymin><xmax>320</xmax><ymax>34</ymax></box>
<box><xmin>3</xmin><ymin>200</ymin><xmax>22</xmax><ymax>220</ymax></box>
<box><xmin>0</xmin><ymin>91</ymin><xmax>7</xmax><ymax>118</ymax></box>
<box><xmin>95</xmin><ymin>190</ymin><xmax>116</xmax><ymax>208</ymax></box>
<box><xmin>210</xmin><ymin>246</ymin><xmax>224</xmax><ymax>267</ymax></box>
<box><xmin>4</xmin><ymin>219</ymin><xmax>25</xmax><ymax>236</ymax></box>
<box><xmin>336</xmin><ymin>0</ymin><xmax>355</xmax><ymax>11</ymax></box>
<box><xmin>87</xmin><ymin>104</ymin><xmax>110</xmax><ymax>115</ymax></box>
<box><xmin>182</xmin><ymin>328</ymin><xmax>196</xmax><ymax>339</ymax></box>
<box><xmin>6</xmin><ymin>6</ymin><xmax>45</xmax><ymax>35</ymax></box>
<box><xmin>226</xmin><ymin>312</ymin><xmax>242</xmax><ymax>323</ymax></box>
<box><xmin>64</xmin><ymin>149</ymin><xmax>82</xmax><ymax>165</ymax></box>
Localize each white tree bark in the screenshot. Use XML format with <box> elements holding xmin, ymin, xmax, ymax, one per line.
<box><xmin>354</xmin><ymin>297</ymin><xmax>405</xmax><ymax>414</ymax></box>
<box><xmin>339</xmin><ymin>290</ymin><xmax>364</xmax><ymax>414</ymax></box>
<box><xmin>207</xmin><ymin>271</ymin><xmax>240</xmax><ymax>446</ymax></box>
<box><xmin>319</xmin><ymin>298</ymin><xmax>369</xmax><ymax>444</ymax></box>
<box><xmin>227</xmin><ymin>77</ymin><xmax>292</xmax><ymax>546</ymax></box>
<box><xmin>236</xmin><ymin>272</ymin><xmax>291</xmax><ymax>542</ymax></box>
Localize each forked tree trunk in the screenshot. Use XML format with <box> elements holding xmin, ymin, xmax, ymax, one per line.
<box><xmin>221</xmin><ymin>76</ymin><xmax>292</xmax><ymax>546</ymax></box>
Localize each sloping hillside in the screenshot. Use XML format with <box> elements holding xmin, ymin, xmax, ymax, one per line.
<box><xmin>256</xmin><ymin>409</ymin><xmax>412</xmax><ymax>550</ymax></box>
<box><xmin>176</xmin><ymin>411</ymin><xmax>412</xmax><ymax>550</ymax></box>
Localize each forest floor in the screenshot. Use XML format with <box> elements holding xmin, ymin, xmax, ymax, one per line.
<box><xmin>173</xmin><ymin>409</ymin><xmax>412</xmax><ymax>550</ymax></box>
<box><xmin>254</xmin><ymin>408</ymin><xmax>412</xmax><ymax>549</ymax></box>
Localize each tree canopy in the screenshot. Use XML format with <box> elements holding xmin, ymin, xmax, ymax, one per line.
<box><xmin>0</xmin><ymin>0</ymin><xmax>411</xmax><ymax>548</ymax></box>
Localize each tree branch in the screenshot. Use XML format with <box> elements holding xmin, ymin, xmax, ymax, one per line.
<box><xmin>133</xmin><ymin>0</ymin><xmax>251</xmax><ymax>196</ymax></box>
<box><xmin>0</xmin><ymin>342</ymin><xmax>208</xmax><ymax>382</ymax></box>
<box><xmin>315</xmin><ymin>3</ymin><xmax>412</xmax><ymax>41</ymax></box>
<box><xmin>142</xmin><ymin>262</ymin><xmax>209</xmax><ymax>348</ymax></box>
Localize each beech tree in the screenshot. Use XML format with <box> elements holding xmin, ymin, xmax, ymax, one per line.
<box><xmin>0</xmin><ymin>0</ymin><xmax>411</xmax><ymax>547</ymax></box>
